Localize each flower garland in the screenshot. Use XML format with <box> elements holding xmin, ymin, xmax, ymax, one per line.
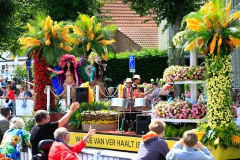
<box><xmin>205</xmin><ymin>53</ymin><xmax>233</xmax><ymax>128</ymax></box>
<box><xmin>153</xmin><ymin>100</ymin><xmax>207</xmax><ymax>119</ymax></box>
<box><xmin>33</xmin><ymin>53</ymin><xmax>55</xmax><ymax>110</ymax></box>
<box><xmin>163</xmin><ymin>66</ymin><xmax>205</xmax><ymax>82</ymax></box>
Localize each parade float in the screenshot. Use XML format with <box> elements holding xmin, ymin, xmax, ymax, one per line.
<box><xmin>17</xmin><ymin>0</ymin><xmax>240</xmax><ymax>159</ymax></box>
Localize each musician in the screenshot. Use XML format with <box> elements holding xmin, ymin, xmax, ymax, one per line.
<box><xmin>121</xmin><ymin>78</ymin><xmax>135</xmax><ymax>100</ymax></box>
<box><xmin>144</xmin><ymin>82</ymin><xmax>161</xmax><ymax>103</ymax></box>
<box><xmin>132</xmin><ymin>75</ymin><xmax>141</xmax><ymax>93</ymax></box>
<box><xmin>121</xmin><ymin>78</ymin><xmax>137</xmax><ymax>132</ymax></box>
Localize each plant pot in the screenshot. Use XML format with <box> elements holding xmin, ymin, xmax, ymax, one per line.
<box><xmin>208</xmin><ymin>146</ymin><xmax>240</xmax><ymax>160</ymax></box>
<box><xmin>195</xmin><ymin>132</ymin><xmax>206</xmax><ymax>141</ymax></box>
<box><xmin>50</xmin><ymin>113</ymin><xmax>71</xmax><ymax>130</ymax></box>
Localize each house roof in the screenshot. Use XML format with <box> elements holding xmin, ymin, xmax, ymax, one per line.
<box><xmin>101</xmin><ymin>0</ymin><xmax>158</xmax><ymax>48</ymax></box>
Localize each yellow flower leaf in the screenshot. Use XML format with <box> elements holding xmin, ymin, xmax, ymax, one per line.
<box><xmin>73</xmin><ymin>26</ymin><xmax>85</xmax><ymax>36</ymax></box>
<box><xmin>99</xmin><ymin>39</ymin><xmax>115</xmax><ymax>46</ymax></box>
<box><xmin>186</xmin><ymin>18</ymin><xmax>202</xmax><ymax>31</ymax></box>
<box><xmin>46</xmin><ymin>39</ymin><xmax>51</xmax><ymax>46</ymax></box>
<box><xmin>200</xmin><ymin>1</ymin><xmax>216</xmax><ymax>14</ymax></box>
<box><xmin>204</xmin><ymin>18</ymin><xmax>212</xmax><ymax>29</ymax></box>
<box><xmin>87</xmin><ymin>42</ymin><xmax>91</xmax><ymax>51</ymax></box>
<box><xmin>210</xmin><ymin>33</ymin><xmax>218</xmax><ymax>54</ymax></box>
<box><xmin>63</xmin><ymin>46</ymin><xmax>72</xmax><ymax>51</ymax></box>
<box><xmin>102</xmin><ymin>53</ymin><xmax>108</xmax><ymax>61</ymax></box>
<box><xmin>225</xmin><ymin>0</ymin><xmax>232</xmax><ymax>19</ymax></box>
<box><xmin>96</xmin><ymin>34</ymin><xmax>104</xmax><ymax>40</ymax></box>
<box><xmin>27</xmin><ymin>23</ymin><xmax>35</xmax><ymax>32</ymax></box>
<box><xmin>61</xmin><ymin>30</ymin><xmax>71</xmax><ymax>43</ymax></box>
<box><xmin>217</xmin><ymin>37</ymin><xmax>222</xmax><ymax>54</ymax></box>
<box><xmin>90</xmin><ymin>33</ymin><xmax>95</xmax><ymax>41</ymax></box>
<box><xmin>230</xmin><ymin>36</ymin><xmax>240</xmax><ymax>48</ymax></box>
<box><xmin>184</xmin><ymin>41</ymin><xmax>196</xmax><ymax>51</ymax></box>
<box><xmin>97</xmin><ymin>23</ymin><xmax>101</xmax><ymax>29</ymax></box>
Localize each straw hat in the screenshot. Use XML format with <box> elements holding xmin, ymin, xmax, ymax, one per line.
<box><xmin>125</xmin><ymin>78</ymin><xmax>132</xmax><ymax>83</ymax></box>
<box><xmin>133</xmin><ymin>75</ymin><xmax>141</xmax><ymax>79</ymax></box>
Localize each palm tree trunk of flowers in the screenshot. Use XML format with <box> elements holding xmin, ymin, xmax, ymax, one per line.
<box><xmin>33</xmin><ymin>51</ymin><xmax>55</xmax><ymax>110</ymax></box>
<box><xmin>205</xmin><ymin>53</ymin><xmax>232</xmax><ymax>129</ymax></box>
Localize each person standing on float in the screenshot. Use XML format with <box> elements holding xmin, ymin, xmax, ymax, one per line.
<box><xmin>47</xmin><ymin>54</ymin><xmax>79</xmax><ymax>104</ymax></box>
<box><xmin>90</xmin><ymin>56</ymin><xmax>112</xmax><ymax>99</ymax></box>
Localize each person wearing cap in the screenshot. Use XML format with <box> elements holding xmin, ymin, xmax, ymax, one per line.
<box><xmin>121</xmin><ymin>78</ymin><xmax>134</xmax><ymax>100</ymax></box>
<box><xmin>144</xmin><ymin>82</ymin><xmax>161</xmax><ymax>103</ymax></box>
<box><xmin>132</xmin><ymin>75</ymin><xmax>141</xmax><ymax>91</ymax></box>
<box><xmin>121</xmin><ymin>78</ymin><xmax>136</xmax><ymax>132</ymax></box>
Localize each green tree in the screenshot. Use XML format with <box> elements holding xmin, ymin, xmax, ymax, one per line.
<box><xmin>121</xmin><ymin>0</ymin><xmax>207</xmax><ymax>65</ymax></box>
<box><xmin>12</xmin><ymin>65</ymin><xmax>27</xmax><ymax>81</ymax></box>
<box><xmin>0</xmin><ymin>0</ymin><xmax>16</xmax><ymax>53</ymax></box>
<box><xmin>29</xmin><ymin>0</ymin><xmax>111</xmax><ymax>21</ymax></box>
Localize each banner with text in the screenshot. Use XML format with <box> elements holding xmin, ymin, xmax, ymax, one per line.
<box><xmin>69</xmin><ymin>132</ymin><xmax>177</xmax><ymax>152</ymax></box>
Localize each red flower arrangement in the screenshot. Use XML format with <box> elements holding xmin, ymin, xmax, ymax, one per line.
<box><xmin>33</xmin><ymin>52</ymin><xmax>55</xmax><ymax>110</ymax></box>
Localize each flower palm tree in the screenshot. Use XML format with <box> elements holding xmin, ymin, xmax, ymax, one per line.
<box><xmin>19</xmin><ymin>14</ymin><xmax>73</xmax><ymax>110</ymax></box>
<box><xmin>179</xmin><ymin>0</ymin><xmax>240</xmax><ymax>149</ymax></box>
<box><xmin>72</xmin><ymin>14</ymin><xmax>116</xmax><ymax>60</ymax></box>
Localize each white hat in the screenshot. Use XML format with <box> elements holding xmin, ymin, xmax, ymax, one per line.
<box><xmin>133</xmin><ymin>75</ymin><xmax>141</xmax><ymax>79</ymax></box>
<box><xmin>125</xmin><ymin>78</ymin><xmax>132</xmax><ymax>83</ymax></box>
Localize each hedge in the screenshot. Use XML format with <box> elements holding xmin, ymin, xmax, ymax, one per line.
<box><xmin>103</xmin><ymin>48</ymin><xmax>168</xmax><ymax>87</ymax></box>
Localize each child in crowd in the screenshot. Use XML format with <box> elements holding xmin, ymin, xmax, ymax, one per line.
<box><xmin>166</xmin><ymin>130</ymin><xmax>215</xmax><ymax>160</ymax></box>
<box><xmin>137</xmin><ymin>120</ymin><xmax>169</xmax><ymax>160</ymax></box>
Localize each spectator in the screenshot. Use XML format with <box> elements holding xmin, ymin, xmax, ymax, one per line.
<box><xmin>0</xmin><ymin>86</ymin><xmax>3</xmax><ymax>96</ymax></box>
<box><xmin>30</xmin><ymin>102</ymin><xmax>79</xmax><ymax>156</ymax></box>
<box><xmin>48</xmin><ymin>126</ymin><xmax>96</xmax><ymax>159</ymax></box>
<box><xmin>24</xmin><ymin>87</ymin><xmax>32</xmax><ymax>99</ymax></box>
<box><xmin>6</xmin><ymin>85</ymin><xmax>15</xmax><ymax>114</ymax></box>
<box><xmin>166</xmin><ymin>130</ymin><xmax>214</xmax><ymax>160</ymax></box>
<box><xmin>0</xmin><ymin>117</ymin><xmax>31</xmax><ymax>160</ymax></box>
<box><xmin>10</xmin><ymin>80</ymin><xmax>17</xmax><ymax>95</ymax></box>
<box><xmin>0</xmin><ymin>106</ymin><xmax>10</xmax><ymax>143</ymax></box>
<box><xmin>1</xmin><ymin>79</ymin><xmax>6</xmax><ymax>87</ymax></box>
<box><xmin>18</xmin><ymin>87</ymin><xmax>25</xmax><ymax>99</ymax></box>
<box><xmin>1</xmin><ymin>86</ymin><xmax>7</xmax><ymax>98</ymax></box>
<box><xmin>197</xmin><ymin>89</ymin><xmax>204</xmax><ymax>104</ymax></box>
<box><xmin>137</xmin><ymin>119</ymin><xmax>169</xmax><ymax>160</ymax></box>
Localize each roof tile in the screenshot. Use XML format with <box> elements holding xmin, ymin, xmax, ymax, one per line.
<box><xmin>101</xmin><ymin>0</ymin><xmax>158</xmax><ymax>48</ymax></box>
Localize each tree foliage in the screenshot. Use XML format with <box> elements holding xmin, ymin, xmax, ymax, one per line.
<box><xmin>0</xmin><ymin>0</ymin><xmax>16</xmax><ymax>52</ymax></box>
<box><xmin>122</xmin><ymin>0</ymin><xmax>207</xmax><ymax>33</ymax></box>
<box><xmin>29</xmin><ymin>0</ymin><xmax>110</xmax><ymax>21</ymax></box>
<box><xmin>12</xmin><ymin>65</ymin><xmax>27</xmax><ymax>80</ymax></box>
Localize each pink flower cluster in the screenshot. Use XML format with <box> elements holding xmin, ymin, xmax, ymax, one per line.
<box><xmin>163</xmin><ymin>66</ymin><xmax>205</xmax><ymax>82</ymax></box>
<box><xmin>153</xmin><ymin>100</ymin><xmax>207</xmax><ymax>119</ymax></box>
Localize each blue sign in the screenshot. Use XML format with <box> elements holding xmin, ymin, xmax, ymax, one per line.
<box><xmin>129</xmin><ymin>55</ymin><xmax>135</xmax><ymax>69</ymax></box>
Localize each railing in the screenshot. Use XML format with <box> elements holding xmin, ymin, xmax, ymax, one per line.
<box><xmin>78</xmin><ymin>149</ymin><xmax>136</xmax><ymax>160</ymax></box>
